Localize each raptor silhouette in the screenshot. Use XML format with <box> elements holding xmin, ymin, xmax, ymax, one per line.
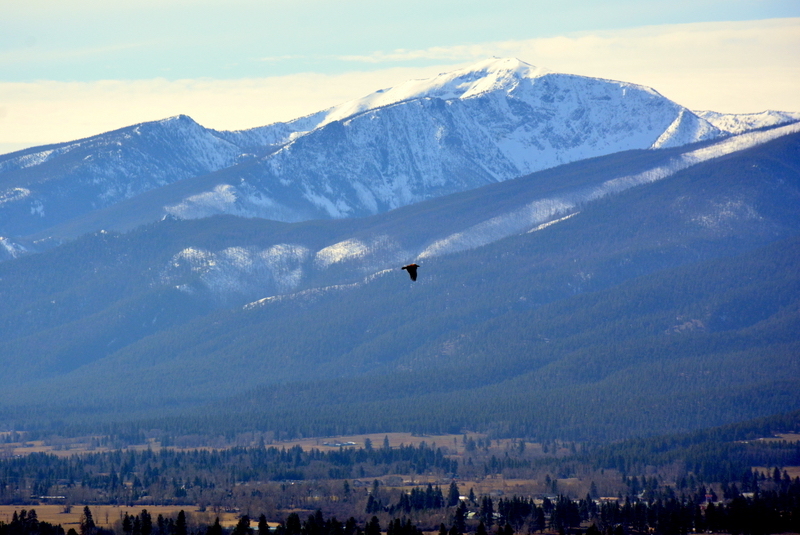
<box><xmin>401</xmin><ymin>263</ymin><xmax>419</xmax><ymax>281</ymax></box>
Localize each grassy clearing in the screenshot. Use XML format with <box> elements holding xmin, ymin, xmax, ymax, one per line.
<box><xmin>0</xmin><ymin>439</ymin><xmax>169</xmax><ymax>458</ymax></box>
<box><xmin>752</xmin><ymin>465</ymin><xmax>800</xmax><ymax>479</ymax></box>
<box><xmin>0</xmin><ymin>505</ymin><xmax>241</xmax><ymax>529</ymax></box>
<box><xmin>0</xmin><ymin>433</ymin><xmax>479</xmax><ymax>457</ymax></box>
<box><xmin>282</xmin><ymin>433</ymin><xmax>470</xmax><ymax>452</ymax></box>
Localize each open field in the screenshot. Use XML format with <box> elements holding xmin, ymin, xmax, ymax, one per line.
<box><xmin>0</xmin><ymin>505</ymin><xmax>242</xmax><ymax>529</ymax></box>
<box><xmin>277</xmin><ymin>432</ymin><xmax>478</xmax><ymax>452</ymax></box>
<box><xmin>0</xmin><ymin>438</ymin><xmax>170</xmax><ymax>459</ymax></box>
<box><xmin>753</xmin><ymin>466</ymin><xmax>800</xmax><ymax>479</ymax></box>
<box><xmin>0</xmin><ymin>433</ymin><xmax>481</xmax><ymax>458</ymax></box>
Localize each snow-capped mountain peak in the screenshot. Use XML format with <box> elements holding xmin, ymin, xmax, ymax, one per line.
<box><xmin>186</xmin><ymin>60</ymin><xmax>726</xmax><ymax>223</ymax></box>
<box><xmin>320</xmin><ymin>58</ymin><xmax>552</xmax><ymax>124</ymax></box>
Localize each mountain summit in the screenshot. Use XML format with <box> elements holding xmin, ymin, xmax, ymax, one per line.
<box><xmin>170</xmin><ymin>58</ymin><xmax>721</xmax><ymax>221</ymax></box>
<box><xmin>307</xmin><ymin>58</ymin><xmax>555</xmax><ymax>126</ymax></box>
<box><xmin>0</xmin><ymin>58</ymin><xmax>794</xmax><ymax>242</ymax></box>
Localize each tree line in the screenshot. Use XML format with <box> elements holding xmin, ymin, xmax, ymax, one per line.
<box><xmin>4</xmin><ymin>475</ymin><xmax>800</xmax><ymax>535</ymax></box>
<box><xmin>0</xmin><ymin>442</ymin><xmax>456</xmax><ymax>505</ymax></box>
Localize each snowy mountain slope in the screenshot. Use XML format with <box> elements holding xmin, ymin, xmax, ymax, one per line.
<box><xmin>161</xmin><ymin>123</ymin><xmax>800</xmax><ymax>303</ymax></box>
<box><xmin>696</xmin><ymin>110</ymin><xmax>800</xmax><ymax>135</ymax></box>
<box><xmin>0</xmin><ymin>115</ymin><xmax>243</xmax><ymax>236</ymax></box>
<box><xmin>0</xmin><ymin>236</ymin><xmax>28</xmax><ymax>261</ymax></box>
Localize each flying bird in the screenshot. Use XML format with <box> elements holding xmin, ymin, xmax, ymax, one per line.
<box><xmin>401</xmin><ymin>263</ymin><xmax>419</xmax><ymax>281</ymax></box>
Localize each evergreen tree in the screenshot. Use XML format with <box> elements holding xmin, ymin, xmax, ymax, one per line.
<box><xmin>122</xmin><ymin>514</ymin><xmax>133</xmax><ymax>535</ymax></box>
<box><xmin>344</xmin><ymin>518</ymin><xmax>358</xmax><ymax>535</ymax></box>
<box><xmin>365</xmin><ymin>517</ymin><xmax>380</xmax><ymax>535</ymax></box>
<box><xmin>176</xmin><ymin>512</ymin><xmax>187</xmax><ymax>535</ymax></box>
<box><xmin>233</xmin><ymin>516</ymin><xmax>251</xmax><ymax>535</ymax></box>
<box><xmin>140</xmin><ymin>511</ymin><xmax>153</xmax><ymax>535</ymax></box>
<box><xmin>453</xmin><ymin>502</ymin><xmax>467</xmax><ymax>535</ymax></box>
<box><xmin>447</xmin><ymin>481</ymin><xmax>460</xmax><ymax>507</ymax></box>
<box><xmin>80</xmin><ymin>507</ymin><xmax>96</xmax><ymax>535</ymax></box>
<box><xmin>479</xmin><ymin>496</ymin><xmax>494</xmax><ymax>527</ymax></box>
<box><xmin>207</xmin><ymin>519</ymin><xmax>223</xmax><ymax>535</ymax></box>
<box><xmin>285</xmin><ymin>515</ymin><xmax>301</xmax><ymax>535</ymax></box>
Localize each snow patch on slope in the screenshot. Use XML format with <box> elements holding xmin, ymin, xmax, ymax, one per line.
<box><xmin>315</xmin><ymin>238</ymin><xmax>370</xmax><ymax>268</ymax></box>
<box><xmin>0</xmin><ymin>150</ymin><xmax>56</xmax><ymax>172</ymax></box>
<box><xmin>692</xmin><ymin>199</ymin><xmax>761</xmax><ymax>231</ymax></box>
<box><xmin>165</xmin><ymin>185</ymin><xmax>239</xmax><ymax>219</ymax></box>
<box><xmin>244</xmin><ymin>268</ymin><xmax>395</xmax><ymax>311</ymax></box>
<box><xmin>0</xmin><ymin>237</ymin><xmax>28</xmax><ymax>259</ymax></box>
<box><xmin>0</xmin><ymin>187</ymin><xmax>31</xmax><ymax>205</ymax></box>
<box><xmin>314</xmin><ymin>235</ymin><xmax>411</xmax><ymax>273</ymax></box>
<box><xmin>419</xmin><ymin>198</ymin><xmax>573</xmax><ymax>258</ymax></box>
<box><xmin>163</xmin><ymin>183</ymin><xmax>306</xmax><ymax>222</ymax></box>
<box><xmin>162</xmin><ymin>243</ymin><xmax>310</xmax><ymax>297</ymax></box>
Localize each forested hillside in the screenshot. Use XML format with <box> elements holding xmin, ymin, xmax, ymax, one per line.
<box><xmin>0</xmin><ymin>132</ymin><xmax>798</xmax><ymax>442</ymax></box>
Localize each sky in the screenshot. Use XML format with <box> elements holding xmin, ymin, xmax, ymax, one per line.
<box><xmin>1</xmin><ymin>0</ymin><xmax>799</xmax><ymax>155</ymax></box>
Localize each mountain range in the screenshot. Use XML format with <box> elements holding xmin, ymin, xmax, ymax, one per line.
<box><xmin>0</xmin><ymin>58</ymin><xmax>799</xmax><ymax>440</ymax></box>
<box><xmin>2</xmin><ymin>58</ymin><xmax>799</xmax><ymax>251</ymax></box>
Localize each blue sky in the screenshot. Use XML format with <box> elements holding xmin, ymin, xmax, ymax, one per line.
<box><xmin>1</xmin><ymin>0</ymin><xmax>799</xmax><ymax>153</ymax></box>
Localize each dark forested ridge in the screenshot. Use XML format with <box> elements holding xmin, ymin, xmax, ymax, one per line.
<box><xmin>0</xmin><ymin>131</ymin><xmax>799</xmax><ymax>443</ymax></box>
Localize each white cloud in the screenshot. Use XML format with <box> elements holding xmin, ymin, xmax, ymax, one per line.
<box><xmin>512</xmin><ymin>18</ymin><xmax>800</xmax><ymax>113</ymax></box>
<box><xmin>0</xmin><ymin>66</ymin><xmax>451</xmax><ymax>153</ymax></box>
<box><xmin>1</xmin><ymin>18</ymin><xmax>798</xmax><ymax>154</ymax></box>
<box><xmin>338</xmin><ymin>18</ymin><xmax>800</xmax><ymax>114</ymax></box>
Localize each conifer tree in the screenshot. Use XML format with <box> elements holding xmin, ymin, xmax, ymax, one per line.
<box><xmin>80</xmin><ymin>507</ymin><xmax>96</xmax><ymax>535</ymax></box>
<box><xmin>207</xmin><ymin>518</ymin><xmax>223</xmax><ymax>535</ymax></box>
<box><xmin>140</xmin><ymin>510</ymin><xmax>153</xmax><ymax>535</ymax></box>
<box><xmin>232</xmin><ymin>516</ymin><xmax>251</xmax><ymax>535</ymax></box>
<box><xmin>176</xmin><ymin>511</ymin><xmax>187</xmax><ymax>535</ymax></box>
<box><xmin>447</xmin><ymin>481</ymin><xmax>460</xmax><ymax>507</ymax></box>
